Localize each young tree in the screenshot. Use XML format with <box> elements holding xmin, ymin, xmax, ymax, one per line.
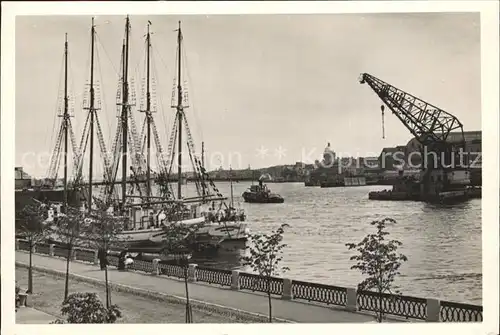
<box><xmin>15</xmin><ymin>201</ymin><xmax>52</xmax><ymax>293</ymax></box>
<box><xmin>50</xmin><ymin>206</ymin><xmax>86</xmax><ymax>301</ymax></box>
<box><xmin>345</xmin><ymin>217</ymin><xmax>408</xmax><ymax>322</ymax></box>
<box><xmin>161</xmin><ymin>221</ymin><xmax>201</xmax><ymax>323</ymax></box>
<box><xmin>82</xmin><ymin>198</ymin><xmax>127</xmax><ymax>309</ymax></box>
<box><xmin>241</xmin><ymin>223</ymin><xmax>289</xmax><ymax>323</ymax></box>
<box><xmin>51</xmin><ymin>292</ymin><xmax>122</xmax><ymax>324</ymax></box>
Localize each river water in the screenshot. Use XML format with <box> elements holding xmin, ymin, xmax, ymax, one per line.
<box><xmin>172</xmin><ymin>181</ymin><xmax>481</xmax><ymax>305</ymax></box>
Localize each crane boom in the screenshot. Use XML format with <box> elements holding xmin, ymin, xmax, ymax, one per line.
<box><xmin>359</xmin><ymin>73</ymin><xmax>465</xmax><ymax>147</ymax></box>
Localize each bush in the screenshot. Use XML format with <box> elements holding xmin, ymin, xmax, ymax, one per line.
<box><xmin>54</xmin><ymin>292</ymin><xmax>122</xmax><ymax>323</ymax></box>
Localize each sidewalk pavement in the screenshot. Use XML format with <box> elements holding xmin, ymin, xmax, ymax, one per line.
<box><xmin>15</xmin><ymin>251</ymin><xmax>376</xmax><ymax>323</ymax></box>
<box><xmin>16</xmin><ymin>307</ymin><xmax>57</xmax><ymax>324</ymax></box>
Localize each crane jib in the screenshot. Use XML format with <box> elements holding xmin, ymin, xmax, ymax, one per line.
<box><xmin>359</xmin><ymin>73</ymin><xmax>465</xmax><ymax>147</ymax></box>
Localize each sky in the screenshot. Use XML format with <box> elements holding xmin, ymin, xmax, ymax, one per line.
<box><xmin>15</xmin><ymin>13</ymin><xmax>481</xmax><ymax>178</ymax></box>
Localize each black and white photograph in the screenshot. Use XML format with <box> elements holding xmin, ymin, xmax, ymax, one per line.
<box><xmin>1</xmin><ymin>1</ymin><xmax>499</xmax><ymax>334</ymax></box>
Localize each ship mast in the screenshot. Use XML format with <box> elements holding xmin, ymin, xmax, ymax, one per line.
<box><xmin>201</xmin><ymin>141</ymin><xmax>206</xmax><ymax>198</ymax></box>
<box><xmin>229</xmin><ymin>166</ymin><xmax>234</xmax><ymax>208</ymax></box>
<box><xmin>88</xmin><ymin>18</ymin><xmax>96</xmax><ymax>214</ymax></box>
<box><xmin>62</xmin><ymin>33</ymin><xmax>69</xmax><ymax>213</ymax></box>
<box><xmin>145</xmin><ymin>21</ymin><xmax>152</xmax><ymax>202</ymax></box>
<box><xmin>201</xmin><ymin>141</ymin><xmax>205</xmax><ymax>171</ymax></box>
<box><xmin>176</xmin><ymin>21</ymin><xmax>183</xmax><ymax>199</ymax></box>
<box><xmin>121</xmin><ymin>16</ymin><xmax>131</xmax><ymax>211</ymax></box>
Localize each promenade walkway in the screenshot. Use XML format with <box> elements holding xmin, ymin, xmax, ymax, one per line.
<box><xmin>16</xmin><ymin>251</ymin><xmax>375</xmax><ymax>323</ymax></box>
<box><xmin>16</xmin><ymin>307</ymin><xmax>58</xmax><ymax>324</ymax></box>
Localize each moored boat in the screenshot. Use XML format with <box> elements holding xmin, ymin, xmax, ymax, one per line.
<box><xmin>242</xmin><ymin>180</ymin><xmax>284</xmax><ymax>203</ymax></box>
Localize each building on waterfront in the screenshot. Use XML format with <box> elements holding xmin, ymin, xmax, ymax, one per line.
<box><xmin>404</xmin><ymin>130</ymin><xmax>481</xmax><ymax>185</ymax></box>
<box><xmin>405</xmin><ymin>131</ymin><xmax>481</xmax><ymax>168</ymax></box>
<box><xmin>360</xmin><ymin>156</ymin><xmax>380</xmax><ymax>171</ymax></box>
<box><xmin>15</xmin><ymin>167</ymin><xmax>32</xmax><ymax>190</ymax></box>
<box><xmin>378</xmin><ymin>146</ymin><xmax>406</xmax><ymax>171</ymax></box>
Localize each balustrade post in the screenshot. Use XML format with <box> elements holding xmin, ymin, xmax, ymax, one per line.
<box><xmin>426</xmin><ymin>298</ymin><xmax>441</xmax><ymax>322</ymax></box>
<box><xmin>152</xmin><ymin>259</ymin><xmax>160</xmax><ymax>275</ymax></box>
<box><xmin>49</xmin><ymin>244</ymin><xmax>55</xmax><ymax>257</ymax></box>
<box><xmin>93</xmin><ymin>250</ymin><xmax>99</xmax><ymax>265</ymax></box>
<box><xmin>231</xmin><ymin>270</ymin><xmax>240</xmax><ymax>290</ymax></box>
<box><xmin>25</xmin><ymin>294</ymin><xmax>33</xmax><ymax>307</ymax></box>
<box><xmin>32</xmin><ymin>244</ymin><xmax>36</xmax><ymax>254</ymax></box>
<box><xmin>188</xmin><ymin>264</ymin><xmax>197</xmax><ymax>282</ymax></box>
<box><xmin>281</xmin><ymin>278</ymin><xmax>293</xmax><ymax>300</ymax></box>
<box><xmin>15</xmin><ymin>239</ymin><xmax>19</xmax><ymax>250</ymax></box>
<box><xmin>346</xmin><ymin>288</ymin><xmax>358</xmax><ymax>312</ymax></box>
<box><xmin>71</xmin><ymin>248</ymin><xmax>77</xmax><ymax>261</ymax></box>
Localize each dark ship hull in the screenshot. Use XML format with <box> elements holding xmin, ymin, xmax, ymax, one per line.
<box><xmin>15</xmin><ymin>188</ymin><xmax>82</xmax><ymax>211</ymax></box>
<box><xmin>242</xmin><ymin>191</ymin><xmax>284</xmax><ymax>203</ymax></box>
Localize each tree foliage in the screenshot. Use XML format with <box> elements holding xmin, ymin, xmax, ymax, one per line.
<box><xmin>241</xmin><ymin>223</ymin><xmax>290</xmax><ymax>277</ymax></box>
<box><xmin>79</xmin><ymin>197</ymin><xmax>129</xmax><ymax>308</ymax></box>
<box><xmin>161</xmin><ymin>222</ymin><xmax>200</xmax><ymax>254</ymax></box>
<box><xmin>51</xmin><ymin>292</ymin><xmax>122</xmax><ymax>324</ymax></box>
<box><xmin>82</xmin><ymin>199</ymin><xmax>128</xmax><ymax>251</ymax></box>
<box><xmin>345</xmin><ymin>217</ymin><xmax>408</xmax><ymax>322</ymax></box>
<box><xmin>16</xmin><ymin>201</ymin><xmax>53</xmax><ymax>293</ymax></box>
<box><xmin>160</xmin><ymin>222</ymin><xmax>201</xmax><ymax>323</ymax></box>
<box><xmin>241</xmin><ymin>223</ymin><xmax>289</xmax><ymax>322</ymax></box>
<box><xmin>48</xmin><ymin>205</ymin><xmax>88</xmax><ymax>300</ymax></box>
<box><xmin>49</xmin><ymin>206</ymin><xmax>85</xmax><ymax>245</ymax></box>
<box><xmin>15</xmin><ymin>201</ymin><xmax>52</xmax><ymax>243</ymax></box>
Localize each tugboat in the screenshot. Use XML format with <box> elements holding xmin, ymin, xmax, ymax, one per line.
<box><xmin>242</xmin><ymin>179</ymin><xmax>284</xmax><ymax>203</ymax></box>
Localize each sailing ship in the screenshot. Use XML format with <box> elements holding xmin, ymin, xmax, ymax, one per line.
<box><xmin>43</xmin><ymin>17</ymin><xmax>249</xmax><ymax>252</ymax></box>
<box><xmin>15</xmin><ymin>31</ymin><xmax>83</xmax><ymax>213</ymax></box>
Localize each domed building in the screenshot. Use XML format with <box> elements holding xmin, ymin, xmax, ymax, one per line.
<box><xmin>322</xmin><ymin>142</ymin><xmax>336</xmax><ymax>167</ymax></box>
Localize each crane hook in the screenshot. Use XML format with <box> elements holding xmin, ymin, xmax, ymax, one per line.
<box><xmin>380</xmin><ymin>105</ymin><xmax>385</xmax><ymax>139</ymax></box>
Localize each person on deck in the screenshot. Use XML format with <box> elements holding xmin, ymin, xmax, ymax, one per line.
<box><xmin>149</xmin><ymin>212</ymin><xmax>155</xmax><ymax>228</ymax></box>
<box><xmin>117</xmin><ymin>250</ymin><xmax>126</xmax><ymax>271</ymax></box>
<box><xmin>98</xmin><ymin>248</ymin><xmax>108</xmax><ymax>270</ymax></box>
<box><xmin>124</xmin><ymin>253</ymin><xmax>134</xmax><ymax>269</ymax></box>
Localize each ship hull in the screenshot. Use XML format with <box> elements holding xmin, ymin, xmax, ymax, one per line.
<box><xmin>47</xmin><ymin>216</ymin><xmax>249</xmax><ymax>252</ymax></box>
<box><xmin>242</xmin><ymin>192</ymin><xmax>284</xmax><ymax>203</ymax></box>
<box><xmin>15</xmin><ymin>188</ymin><xmax>82</xmax><ymax>211</ymax></box>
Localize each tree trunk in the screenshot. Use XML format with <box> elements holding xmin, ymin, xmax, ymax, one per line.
<box><xmin>377</xmin><ymin>288</ymin><xmax>383</xmax><ymax>323</ymax></box>
<box><xmin>105</xmin><ymin>261</ymin><xmax>111</xmax><ymax>309</ymax></box>
<box><xmin>268</xmin><ymin>291</ymin><xmax>273</xmax><ymax>323</ymax></box>
<box><xmin>27</xmin><ymin>241</ymin><xmax>33</xmax><ymax>293</ymax></box>
<box><xmin>184</xmin><ymin>265</ymin><xmax>192</xmax><ymax>323</ymax></box>
<box><xmin>64</xmin><ymin>244</ymin><xmax>72</xmax><ymax>300</ymax></box>
<box><xmin>267</xmin><ymin>276</ymin><xmax>272</xmax><ymax>323</ymax></box>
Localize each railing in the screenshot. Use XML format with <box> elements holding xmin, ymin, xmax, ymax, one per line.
<box><xmin>129</xmin><ymin>259</ymin><xmax>155</xmax><ymax>273</ymax></box>
<box><xmin>36</xmin><ymin>243</ymin><xmax>51</xmax><ymax>256</ymax></box>
<box><xmin>16</xmin><ymin>239</ymin><xmax>483</xmax><ymax>322</ymax></box>
<box><xmin>357</xmin><ymin>290</ymin><xmax>427</xmax><ymax>320</ymax></box>
<box><xmin>239</xmin><ymin>272</ymin><xmax>283</xmax><ymax>296</ymax></box>
<box><xmin>440</xmin><ymin>300</ymin><xmax>483</xmax><ymax>322</ymax></box>
<box><xmin>107</xmin><ymin>255</ymin><xmax>119</xmax><ymax>268</ymax></box>
<box><xmin>292</xmin><ymin>280</ymin><xmax>347</xmax><ymax>307</ymax></box>
<box><xmin>75</xmin><ymin>248</ymin><xmax>95</xmax><ymax>264</ymax></box>
<box><xmin>196</xmin><ymin>267</ymin><xmax>232</xmax><ymax>287</ymax></box>
<box><xmin>53</xmin><ymin>245</ymin><xmax>69</xmax><ymax>258</ymax></box>
<box><xmin>158</xmin><ymin>262</ymin><xmax>184</xmax><ymax>279</ymax></box>
<box><xmin>19</xmin><ymin>240</ymin><xmax>30</xmax><ymax>251</ymax></box>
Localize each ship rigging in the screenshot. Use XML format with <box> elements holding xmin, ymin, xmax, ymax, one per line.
<box><xmin>39</xmin><ymin>16</ymin><xmax>248</xmax><ymax>251</ymax></box>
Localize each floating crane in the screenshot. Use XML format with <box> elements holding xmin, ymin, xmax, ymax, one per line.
<box><xmin>359</xmin><ymin>73</ymin><xmax>471</xmax><ymax>202</ymax></box>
